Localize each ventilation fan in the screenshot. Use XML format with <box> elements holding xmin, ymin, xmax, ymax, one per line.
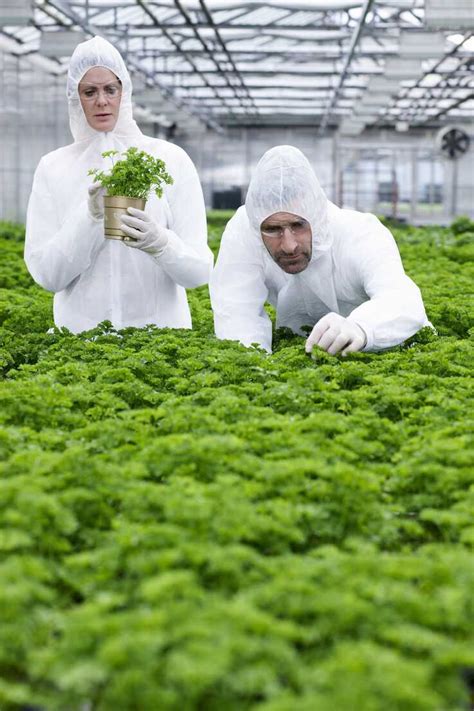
<box><xmin>436</xmin><ymin>126</ymin><xmax>470</xmax><ymax>159</ymax></box>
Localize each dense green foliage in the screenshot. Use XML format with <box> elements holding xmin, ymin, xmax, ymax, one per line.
<box><xmin>450</xmin><ymin>215</ymin><xmax>474</xmax><ymax>236</ymax></box>
<box><xmin>88</xmin><ymin>148</ymin><xmax>173</xmax><ymax>200</ymax></box>
<box><xmin>0</xmin><ymin>215</ymin><xmax>473</xmax><ymax>710</ymax></box>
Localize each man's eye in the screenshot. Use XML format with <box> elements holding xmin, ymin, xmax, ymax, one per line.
<box><xmin>264</xmin><ymin>226</ymin><xmax>280</xmax><ymax>234</ymax></box>
<box><xmin>84</xmin><ymin>90</ymin><xmax>96</xmax><ymax>97</ymax></box>
<box><xmin>292</xmin><ymin>221</ymin><xmax>305</xmax><ymax>230</ymax></box>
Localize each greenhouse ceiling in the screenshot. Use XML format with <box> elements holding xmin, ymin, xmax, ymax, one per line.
<box><xmin>0</xmin><ymin>0</ymin><xmax>473</xmax><ymax>133</ymax></box>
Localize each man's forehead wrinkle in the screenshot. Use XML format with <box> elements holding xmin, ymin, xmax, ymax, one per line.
<box><xmin>262</xmin><ymin>213</ymin><xmax>303</xmax><ymax>225</ymax></box>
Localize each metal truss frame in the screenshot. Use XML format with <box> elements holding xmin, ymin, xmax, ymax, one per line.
<box><xmin>1</xmin><ymin>0</ymin><xmax>472</xmax><ymax>132</ymax></box>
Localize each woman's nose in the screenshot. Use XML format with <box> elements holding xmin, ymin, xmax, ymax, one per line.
<box><xmin>96</xmin><ymin>90</ymin><xmax>108</xmax><ymax>105</ymax></box>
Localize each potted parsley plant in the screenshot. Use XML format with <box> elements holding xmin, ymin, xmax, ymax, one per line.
<box><xmin>88</xmin><ymin>147</ymin><xmax>173</xmax><ymax>240</ymax></box>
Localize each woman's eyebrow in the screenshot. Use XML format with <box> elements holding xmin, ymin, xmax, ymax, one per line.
<box><xmin>79</xmin><ymin>81</ymin><xmax>119</xmax><ymax>88</ymax></box>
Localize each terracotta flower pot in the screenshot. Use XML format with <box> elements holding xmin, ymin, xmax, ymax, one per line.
<box><xmin>103</xmin><ymin>195</ymin><xmax>146</xmax><ymax>240</ymax></box>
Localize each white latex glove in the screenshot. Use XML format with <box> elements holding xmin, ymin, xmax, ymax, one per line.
<box><xmin>87</xmin><ymin>182</ymin><xmax>106</xmax><ymax>221</ymax></box>
<box><xmin>120</xmin><ymin>207</ymin><xmax>169</xmax><ymax>256</ymax></box>
<box><xmin>305</xmin><ymin>312</ymin><xmax>367</xmax><ymax>357</ymax></box>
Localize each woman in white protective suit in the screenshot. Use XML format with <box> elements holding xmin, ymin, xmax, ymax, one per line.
<box><xmin>210</xmin><ymin>145</ymin><xmax>429</xmax><ymax>355</ymax></box>
<box><xmin>25</xmin><ymin>36</ymin><xmax>213</xmax><ymax>333</ymax></box>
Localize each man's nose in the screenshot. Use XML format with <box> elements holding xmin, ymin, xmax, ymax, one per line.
<box><xmin>280</xmin><ymin>227</ymin><xmax>298</xmax><ymax>253</ymax></box>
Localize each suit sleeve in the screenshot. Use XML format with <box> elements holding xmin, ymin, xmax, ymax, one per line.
<box><xmin>346</xmin><ymin>215</ymin><xmax>429</xmax><ymax>351</ymax></box>
<box><xmin>210</xmin><ymin>209</ymin><xmax>272</xmax><ymax>352</ymax></box>
<box><xmin>24</xmin><ymin>158</ymin><xmax>104</xmax><ymax>293</ymax></box>
<box><xmin>155</xmin><ymin>148</ymin><xmax>213</xmax><ymax>289</ymax></box>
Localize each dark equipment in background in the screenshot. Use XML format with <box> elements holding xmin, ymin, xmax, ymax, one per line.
<box><xmin>212</xmin><ymin>187</ymin><xmax>242</xmax><ymax>210</ymax></box>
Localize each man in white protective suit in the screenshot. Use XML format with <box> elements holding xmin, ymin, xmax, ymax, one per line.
<box><xmin>25</xmin><ymin>36</ymin><xmax>213</xmax><ymax>333</ymax></box>
<box><xmin>210</xmin><ymin>145</ymin><xmax>429</xmax><ymax>355</ymax></box>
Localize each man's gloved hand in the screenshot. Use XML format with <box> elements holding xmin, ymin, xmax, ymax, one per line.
<box><xmin>305</xmin><ymin>312</ymin><xmax>367</xmax><ymax>357</ymax></box>
<box><xmin>87</xmin><ymin>182</ymin><xmax>106</xmax><ymax>220</ymax></box>
<box><xmin>120</xmin><ymin>208</ymin><xmax>169</xmax><ymax>257</ymax></box>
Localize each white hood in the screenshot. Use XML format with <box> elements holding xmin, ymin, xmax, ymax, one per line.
<box><xmin>66</xmin><ymin>35</ymin><xmax>142</xmax><ymax>145</ymax></box>
<box><xmin>244</xmin><ymin>145</ymin><xmax>332</xmax><ymax>258</ymax></box>
<box><xmin>244</xmin><ymin>144</ymin><xmax>338</xmax><ymax>317</ymax></box>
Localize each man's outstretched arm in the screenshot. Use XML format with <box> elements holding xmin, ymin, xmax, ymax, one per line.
<box><xmin>210</xmin><ymin>208</ymin><xmax>272</xmax><ymax>352</ymax></box>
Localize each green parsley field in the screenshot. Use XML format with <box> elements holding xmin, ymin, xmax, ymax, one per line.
<box><xmin>0</xmin><ymin>214</ymin><xmax>473</xmax><ymax>710</ymax></box>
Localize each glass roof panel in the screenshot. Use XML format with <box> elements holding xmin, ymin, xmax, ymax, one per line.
<box><xmin>0</xmin><ymin>0</ymin><xmax>471</xmax><ymax>130</ymax></box>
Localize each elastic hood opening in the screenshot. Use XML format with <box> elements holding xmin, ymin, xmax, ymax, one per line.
<box><xmin>245</xmin><ymin>145</ymin><xmax>332</xmax><ymax>256</ymax></box>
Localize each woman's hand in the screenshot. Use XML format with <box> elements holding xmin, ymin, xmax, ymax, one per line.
<box><xmin>87</xmin><ymin>182</ymin><xmax>106</xmax><ymax>220</ymax></box>
<box><xmin>305</xmin><ymin>312</ymin><xmax>367</xmax><ymax>356</ymax></box>
<box><xmin>120</xmin><ymin>208</ymin><xmax>169</xmax><ymax>256</ymax></box>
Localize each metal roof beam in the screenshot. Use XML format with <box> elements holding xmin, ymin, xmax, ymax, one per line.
<box><xmin>3</xmin><ymin>0</ymin><xmax>468</xmax><ymax>131</ymax></box>
<box><xmin>170</xmin><ymin>0</ymin><xmax>256</xmax><ymax>114</ymax></box>
<box><xmin>413</xmin><ymin>92</ymin><xmax>474</xmax><ymax>123</ymax></box>
<box><xmin>136</xmin><ymin>48</ymin><xmax>396</xmax><ymax>59</ymax></box>
<box><xmin>373</xmin><ymin>32</ymin><xmax>474</xmax><ymax>126</ymax></box>
<box><xmin>198</xmin><ymin>0</ymin><xmax>257</xmax><ymax>111</ymax></box>
<box><xmin>135</xmin><ymin>0</ymin><xmax>235</xmax><ymax>124</ymax></box>
<box><xmin>144</xmin><ymin>71</ymin><xmax>384</xmax><ymax>79</ymax></box>
<box><xmin>318</xmin><ymin>0</ymin><xmax>375</xmax><ymax>133</ymax></box>
<box><xmin>101</xmin><ymin>25</ymin><xmax>352</xmax><ymax>39</ymax></box>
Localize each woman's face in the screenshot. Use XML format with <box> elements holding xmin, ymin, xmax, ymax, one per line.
<box><xmin>78</xmin><ymin>67</ymin><xmax>122</xmax><ymax>132</ymax></box>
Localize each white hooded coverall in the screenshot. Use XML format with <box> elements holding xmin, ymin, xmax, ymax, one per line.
<box><xmin>25</xmin><ymin>37</ymin><xmax>213</xmax><ymax>333</ymax></box>
<box><xmin>210</xmin><ymin>146</ymin><xmax>429</xmax><ymax>353</ymax></box>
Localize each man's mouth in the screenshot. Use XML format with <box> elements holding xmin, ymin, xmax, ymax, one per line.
<box><xmin>276</xmin><ymin>253</ymin><xmax>310</xmax><ymax>272</ymax></box>
<box><xmin>279</xmin><ymin>254</ymin><xmax>302</xmax><ymax>262</ymax></box>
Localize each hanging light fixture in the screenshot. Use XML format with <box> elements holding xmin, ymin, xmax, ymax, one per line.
<box><xmin>384</xmin><ymin>58</ymin><xmax>422</xmax><ymax>79</ymax></box>
<box><xmin>399</xmin><ymin>31</ymin><xmax>446</xmax><ymax>58</ymax></box>
<box><xmin>367</xmin><ymin>77</ymin><xmax>400</xmax><ymax>94</ymax></box>
<box><xmin>0</xmin><ymin>0</ymin><xmax>32</xmax><ymax>26</ymax></box>
<box><xmin>339</xmin><ymin>119</ymin><xmax>366</xmax><ymax>135</ymax></box>
<box><xmin>40</xmin><ymin>30</ymin><xmax>85</xmax><ymax>58</ymax></box>
<box><xmin>360</xmin><ymin>94</ymin><xmax>392</xmax><ymax>107</ymax></box>
<box><xmin>352</xmin><ymin>106</ymin><xmax>381</xmax><ymax>121</ymax></box>
<box><xmin>133</xmin><ymin>89</ymin><xmax>176</xmax><ymax>110</ymax></box>
<box><xmin>424</xmin><ymin>0</ymin><xmax>474</xmax><ymax>30</ymax></box>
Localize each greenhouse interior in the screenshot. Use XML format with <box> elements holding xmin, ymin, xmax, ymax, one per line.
<box><xmin>1</xmin><ymin>0</ymin><xmax>473</xmax><ymax>221</ymax></box>
<box><xmin>0</xmin><ymin>1</ymin><xmax>473</xmax><ymax>710</ymax></box>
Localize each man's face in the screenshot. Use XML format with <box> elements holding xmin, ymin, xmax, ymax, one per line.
<box><xmin>78</xmin><ymin>67</ymin><xmax>122</xmax><ymax>133</ymax></box>
<box><xmin>260</xmin><ymin>211</ymin><xmax>312</xmax><ymax>274</ymax></box>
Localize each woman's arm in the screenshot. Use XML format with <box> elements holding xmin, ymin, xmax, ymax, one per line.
<box><xmin>24</xmin><ymin>159</ymin><xmax>104</xmax><ymax>293</ymax></box>
<box><xmin>155</xmin><ymin>148</ymin><xmax>213</xmax><ymax>289</ymax></box>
